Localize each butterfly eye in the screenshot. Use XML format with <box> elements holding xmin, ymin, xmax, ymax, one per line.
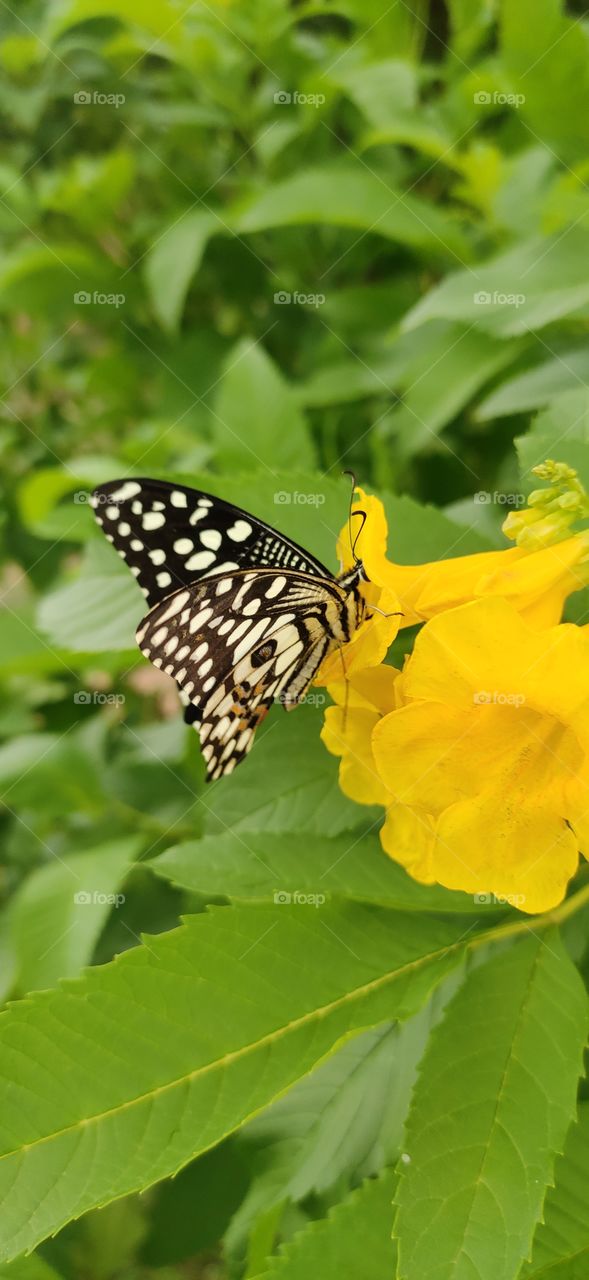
<box><xmin>251</xmin><ymin>639</ymin><xmax>277</xmax><ymax>668</ymax></box>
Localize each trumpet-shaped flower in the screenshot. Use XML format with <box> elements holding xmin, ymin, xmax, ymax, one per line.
<box><xmin>372</xmin><ymin>597</ymin><xmax>589</xmax><ymax>913</ymax></box>
<box><xmin>320</xmin><ymin>474</ymin><xmax>589</xmax><ymax>640</ymax></box>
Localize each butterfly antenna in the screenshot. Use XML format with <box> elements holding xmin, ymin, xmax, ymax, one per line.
<box><xmin>342</xmin><ymin>470</ymin><xmax>366</xmax><ymax>564</ymax></box>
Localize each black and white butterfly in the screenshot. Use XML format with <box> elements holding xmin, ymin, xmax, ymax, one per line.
<box><xmin>91</xmin><ymin>478</ymin><xmax>369</xmax><ymax>780</ymax></box>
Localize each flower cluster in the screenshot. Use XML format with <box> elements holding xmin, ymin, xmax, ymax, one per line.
<box><xmin>317</xmin><ymin>463</ymin><xmax>589</xmax><ymax>914</ymax></box>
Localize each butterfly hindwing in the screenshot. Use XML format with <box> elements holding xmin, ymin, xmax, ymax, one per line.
<box><xmin>135</xmin><ymin>568</ymin><xmax>348</xmax><ymax>780</ymax></box>
<box><xmin>91</xmin><ymin>477</ymin><xmax>331</xmax><ymax>608</ymax></box>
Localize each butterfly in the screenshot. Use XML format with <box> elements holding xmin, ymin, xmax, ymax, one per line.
<box><xmin>91</xmin><ymin>478</ymin><xmax>370</xmax><ymax>780</ymax></box>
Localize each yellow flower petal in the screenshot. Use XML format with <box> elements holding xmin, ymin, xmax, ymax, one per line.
<box><xmin>435</xmin><ymin>791</ymin><xmax>578</xmax><ymax>914</ymax></box>
<box><xmin>321</xmin><ymin>704</ymin><xmax>388</xmax><ymax>806</ymax></box>
<box><xmin>327</xmin><ymin>663</ymin><xmax>400</xmax><ymax>714</ymax></box>
<box><xmin>379</xmin><ymin>804</ymin><xmax>437</xmax><ymax>883</ymax></box>
<box><xmin>400</xmin><ymin>597</ymin><xmax>589</xmax><ymax>738</ymax></box>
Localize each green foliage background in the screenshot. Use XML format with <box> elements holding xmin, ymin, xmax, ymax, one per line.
<box><xmin>2</xmin><ymin>1</ymin><xmax>589</xmax><ymax>1277</ymax></box>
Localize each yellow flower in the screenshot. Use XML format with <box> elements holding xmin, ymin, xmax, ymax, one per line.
<box><xmin>321</xmin><ymin>665</ymin><xmax>399</xmax><ymax>807</ymax></box>
<box><xmin>372</xmin><ymin>597</ymin><xmax>589</xmax><ymax>914</ymax></box>
<box><xmin>315</xmin><ymin>489</ymin><xmax>401</xmax><ymax>685</ymax></box>
<box><xmin>318</xmin><ymin>474</ymin><xmax>589</xmax><ymax>640</ymax></box>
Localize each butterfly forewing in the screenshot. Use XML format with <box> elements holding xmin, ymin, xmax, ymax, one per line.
<box><xmin>135</xmin><ymin>569</ymin><xmax>351</xmax><ymax>780</ymax></box>
<box><xmin>91</xmin><ymin>477</ymin><xmax>331</xmax><ymax>608</ymax></box>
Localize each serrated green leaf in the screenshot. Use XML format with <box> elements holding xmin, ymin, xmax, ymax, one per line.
<box><xmin>152</xmin><ymin>830</ymin><xmax>479</xmax><ymax>912</ymax></box>
<box><xmin>384</xmin><ymin>493</ymin><xmax>495</xmax><ymax>561</ymax></box>
<box><xmin>515</xmin><ymin>390</ymin><xmax>589</xmax><ymax>487</ymax></box>
<box><xmin>522</xmin><ymin>1102</ymin><xmax>589</xmax><ymax>1279</ymax></box>
<box><xmin>200</xmin><ymin>704</ymin><xmax>378</xmax><ymax>836</ymax></box>
<box><xmin>0</xmin><ymin>902</ymin><xmax>467</xmax><ymax>1262</ymax></box>
<box><xmin>255</xmin><ymin>1168</ymin><xmax>397</xmax><ymax>1278</ymax></box>
<box><xmin>394</xmin><ymin>931</ymin><xmax>588</xmax><ymax>1280</ymax></box>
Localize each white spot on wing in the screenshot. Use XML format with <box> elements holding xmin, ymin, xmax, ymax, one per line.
<box><xmin>185</xmin><ymin>549</ymin><xmax>216</xmax><ymax>571</ymax></box>
<box><xmin>110</xmin><ymin>481</ymin><xmax>141</xmax><ymax>503</ymax></box>
<box><xmin>227</xmin><ymin>519</ymin><xmax>251</xmax><ymax>542</ymax></box>
<box><xmin>171</xmin><ymin>490</ymin><xmax>187</xmax><ymax>508</ymax></box>
<box><xmin>243</xmin><ymin>598</ymin><xmax>260</xmax><ymax>616</ymax></box>
<box><xmin>266</xmin><ymin>575</ymin><xmax>286</xmax><ymax>598</ymax></box>
<box><xmin>189</xmin><ymin>507</ymin><xmax>207</xmax><ymax>525</ymax></box>
<box><xmin>143</xmin><ymin>511</ymin><xmax>165</xmax><ymax>531</ymax></box>
<box><xmin>174</xmin><ymin>538</ymin><xmax>194</xmax><ymax>555</ymax></box>
<box><xmin>158</xmin><ymin>590</ymin><xmax>191</xmax><ymax>623</ymax></box>
<box><xmin>200</xmin><ymin>528</ymin><xmax>222</xmax><ymax>551</ymax></box>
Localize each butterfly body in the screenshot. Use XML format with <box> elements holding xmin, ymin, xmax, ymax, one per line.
<box><xmin>91</xmin><ymin>478</ymin><xmax>368</xmax><ymax>779</ymax></box>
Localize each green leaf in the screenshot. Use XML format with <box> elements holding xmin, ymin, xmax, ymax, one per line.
<box><xmin>522</xmin><ymin>1102</ymin><xmax>589</xmax><ymax>1279</ymax></box>
<box><xmin>385</xmin><ymin>324</ymin><xmax>524</xmax><ymax>456</ymax></box>
<box><xmin>234</xmin><ymin>167</ymin><xmax>471</xmax><ymax>261</ymax></box>
<box><xmin>152</xmin><ymin>830</ymin><xmax>479</xmax><ymax>913</ymax></box>
<box><xmin>501</xmin><ymin>0</ymin><xmax>589</xmax><ymax>161</ymax></box>
<box><xmin>233</xmin><ymin>1004</ymin><xmax>445</xmax><ymax>1231</ymax></box>
<box><xmin>144</xmin><ymin>208</ymin><xmax>218</xmax><ymax>332</ymax></box>
<box><xmin>10</xmin><ymin>837</ymin><xmax>142</xmax><ymax>994</ymax></box>
<box><xmin>254</xmin><ymin>1168</ymin><xmax>397</xmax><ymax>1278</ymax></box>
<box><xmin>141</xmin><ymin>1138</ymin><xmax>249</xmax><ymax>1265</ymax></box>
<box><xmin>515</xmin><ymin>390</ymin><xmax>589</xmax><ymax>487</ymax></box>
<box><xmin>383</xmin><ymin>493</ymin><xmax>495</xmax><ymax>562</ymax></box>
<box><xmin>200</xmin><ymin>704</ymin><xmax>378</xmax><ymax>837</ymax></box>
<box><xmin>0</xmin><ymin>902</ymin><xmax>467</xmax><ymax>1262</ymax></box>
<box><xmin>476</xmin><ymin>347</ymin><xmax>589</xmax><ymax>421</ymax></box>
<box><xmin>38</xmin><ymin>540</ymin><xmax>142</xmax><ymax>654</ymax></box>
<box><xmin>404</xmin><ymin>227</ymin><xmax>589</xmax><ymax>336</ymax></box>
<box><xmin>394</xmin><ymin>931</ymin><xmax>588</xmax><ymax>1280</ymax></box>
<box><xmin>213</xmin><ymin>340</ymin><xmax>315</xmax><ymax>472</ymax></box>
<box><xmin>0</xmin><ymin>1257</ymin><xmax>63</xmax><ymax>1280</ymax></box>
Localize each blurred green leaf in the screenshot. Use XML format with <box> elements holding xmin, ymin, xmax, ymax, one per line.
<box><xmin>10</xmin><ymin>836</ymin><xmax>142</xmax><ymax>993</ymax></box>
<box><xmin>404</xmin><ymin>227</ymin><xmax>589</xmax><ymax>336</ymax></box>
<box><xmin>145</xmin><ymin>208</ymin><xmax>218</xmax><ymax>333</ymax></box>
<box><xmin>214</xmin><ymin>339</ymin><xmax>315</xmax><ymax>472</ymax></box>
